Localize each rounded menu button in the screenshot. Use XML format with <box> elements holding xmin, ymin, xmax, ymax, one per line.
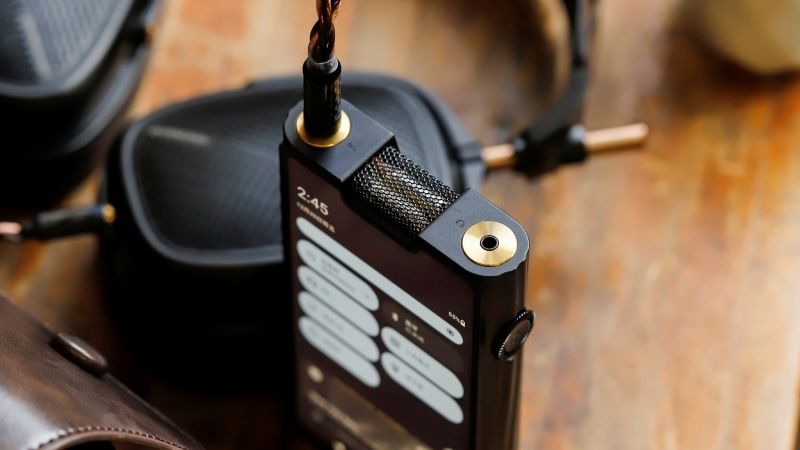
<box><xmin>298</xmin><ymin>266</ymin><xmax>379</xmax><ymax>337</ymax></box>
<box><xmin>381</xmin><ymin>353</ymin><xmax>464</xmax><ymax>424</ymax></box>
<box><xmin>300</xmin><ymin>292</ymin><xmax>380</xmax><ymax>362</ymax></box>
<box><xmin>297</xmin><ymin>239</ymin><xmax>379</xmax><ymax>311</ymax></box>
<box><xmin>381</xmin><ymin>327</ymin><xmax>464</xmax><ymax>398</ymax></box>
<box><xmin>299</xmin><ymin>317</ymin><xmax>380</xmax><ymax>388</ymax></box>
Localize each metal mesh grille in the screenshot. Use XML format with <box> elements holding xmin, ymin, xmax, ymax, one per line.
<box><xmin>348</xmin><ymin>145</ymin><xmax>459</xmax><ymax>237</ymax></box>
<box><xmin>0</xmin><ymin>0</ymin><xmax>118</xmax><ymax>84</ymax></box>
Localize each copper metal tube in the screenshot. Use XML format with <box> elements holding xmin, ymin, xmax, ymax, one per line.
<box><xmin>0</xmin><ymin>222</ymin><xmax>22</xmax><ymax>241</ymax></box>
<box><xmin>481</xmin><ymin>122</ymin><xmax>650</xmax><ymax>170</ymax></box>
<box><xmin>482</xmin><ymin>143</ymin><xmax>518</xmax><ymax>170</ymax></box>
<box><xmin>583</xmin><ymin>122</ymin><xmax>650</xmax><ymax>154</ymax></box>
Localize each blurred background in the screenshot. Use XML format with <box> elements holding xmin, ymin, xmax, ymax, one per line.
<box><xmin>1</xmin><ymin>0</ymin><xmax>800</xmax><ymax>449</ymax></box>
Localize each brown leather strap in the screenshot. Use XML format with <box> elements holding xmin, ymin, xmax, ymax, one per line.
<box><xmin>0</xmin><ymin>294</ymin><xmax>203</xmax><ymax>450</ymax></box>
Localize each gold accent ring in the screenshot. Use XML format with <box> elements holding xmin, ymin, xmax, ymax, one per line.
<box><xmin>296</xmin><ymin>111</ymin><xmax>351</xmax><ymax>149</ymax></box>
<box><xmin>461</xmin><ymin>221</ymin><xmax>518</xmax><ymax>267</ymax></box>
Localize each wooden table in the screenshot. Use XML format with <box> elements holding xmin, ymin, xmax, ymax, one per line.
<box><xmin>2</xmin><ymin>0</ymin><xmax>800</xmax><ymax>449</ymax></box>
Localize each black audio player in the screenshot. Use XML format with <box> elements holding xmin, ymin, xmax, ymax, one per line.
<box><xmin>280</xmin><ymin>98</ymin><xmax>534</xmax><ymax>450</ymax></box>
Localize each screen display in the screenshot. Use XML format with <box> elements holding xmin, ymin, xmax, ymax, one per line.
<box><xmin>287</xmin><ymin>156</ymin><xmax>476</xmax><ymax>450</ymax></box>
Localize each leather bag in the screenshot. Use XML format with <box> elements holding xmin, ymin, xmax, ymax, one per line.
<box><xmin>0</xmin><ymin>294</ymin><xmax>203</xmax><ymax>450</ymax></box>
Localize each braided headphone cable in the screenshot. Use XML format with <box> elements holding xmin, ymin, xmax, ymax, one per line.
<box><xmin>309</xmin><ymin>0</ymin><xmax>342</xmax><ymax>62</ymax></box>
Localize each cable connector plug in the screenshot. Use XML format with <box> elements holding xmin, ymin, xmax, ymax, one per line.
<box><xmin>299</xmin><ymin>0</ymin><xmax>349</xmax><ymax>146</ymax></box>
<box><xmin>482</xmin><ymin>123</ymin><xmax>649</xmax><ymax>177</ymax></box>
<box><xmin>0</xmin><ymin>204</ymin><xmax>115</xmax><ymax>242</ymax></box>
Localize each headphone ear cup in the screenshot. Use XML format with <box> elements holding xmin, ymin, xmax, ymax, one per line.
<box><xmin>0</xmin><ymin>0</ymin><xmax>158</xmax><ymax>208</ymax></box>
<box><xmin>99</xmin><ymin>74</ymin><xmax>471</xmax><ymax>388</ymax></box>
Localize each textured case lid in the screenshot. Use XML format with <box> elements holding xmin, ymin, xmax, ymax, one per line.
<box><xmin>119</xmin><ymin>74</ymin><xmax>458</xmax><ymax>267</ymax></box>
<box><xmin>0</xmin><ymin>294</ymin><xmax>203</xmax><ymax>450</ymax></box>
<box><xmin>0</xmin><ymin>0</ymin><xmax>134</xmax><ymax>103</ymax></box>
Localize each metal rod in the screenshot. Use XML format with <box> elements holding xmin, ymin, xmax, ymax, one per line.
<box><xmin>480</xmin><ymin>122</ymin><xmax>651</xmax><ymax>171</ymax></box>
<box><xmin>0</xmin><ymin>222</ymin><xmax>22</xmax><ymax>242</ymax></box>
<box><xmin>584</xmin><ymin>122</ymin><xmax>650</xmax><ymax>154</ymax></box>
<box><xmin>481</xmin><ymin>144</ymin><xmax>517</xmax><ymax>169</ymax></box>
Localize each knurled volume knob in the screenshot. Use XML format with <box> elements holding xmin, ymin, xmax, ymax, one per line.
<box><xmin>493</xmin><ymin>309</ymin><xmax>535</xmax><ymax>361</ymax></box>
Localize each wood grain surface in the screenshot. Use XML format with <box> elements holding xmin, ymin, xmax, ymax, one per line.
<box><xmin>1</xmin><ymin>0</ymin><xmax>800</xmax><ymax>449</ymax></box>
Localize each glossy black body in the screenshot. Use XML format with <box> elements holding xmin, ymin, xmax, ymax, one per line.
<box><xmin>280</xmin><ymin>100</ymin><xmax>529</xmax><ymax>449</ymax></box>
<box><xmin>420</xmin><ymin>191</ymin><xmax>529</xmax><ymax>450</ymax></box>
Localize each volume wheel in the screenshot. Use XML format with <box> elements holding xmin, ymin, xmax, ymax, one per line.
<box><xmin>494</xmin><ymin>309</ymin><xmax>535</xmax><ymax>361</ymax></box>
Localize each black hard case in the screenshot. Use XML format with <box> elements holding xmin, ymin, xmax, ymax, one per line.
<box><xmin>0</xmin><ymin>0</ymin><xmax>161</xmax><ymax>207</ymax></box>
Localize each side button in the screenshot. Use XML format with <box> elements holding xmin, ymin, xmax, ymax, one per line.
<box><xmin>493</xmin><ymin>310</ymin><xmax>535</xmax><ymax>362</ymax></box>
